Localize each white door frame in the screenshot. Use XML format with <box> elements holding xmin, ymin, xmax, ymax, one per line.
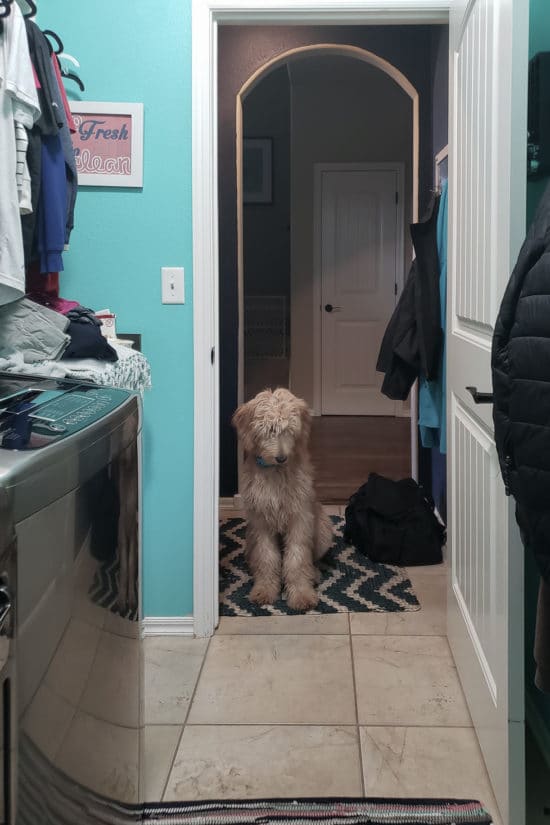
<box><xmin>312</xmin><ymin>161</ymin><xmax>406</xmax><ymax>417</ymax></box>
<box><xmin>192</xmin><ymin>0</ymin><xmax>450</xmax><ymax>639</ymax></box>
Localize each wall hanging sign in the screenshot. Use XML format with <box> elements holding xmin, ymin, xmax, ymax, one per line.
<box><xmin>243</xmin><ymin>137</ymin><xmax>272</xmax><ymax>204</ymax></box>
<box><xmin>70</xmin><ymin>102</ymin><xmax>144</xmax><ymax>187</ymax></box>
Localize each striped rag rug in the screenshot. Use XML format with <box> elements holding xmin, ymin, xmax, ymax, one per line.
<box><xmin>143</xmin><ymin>798</ymin><xmax>493</xmax><ymax>824</ymax></box>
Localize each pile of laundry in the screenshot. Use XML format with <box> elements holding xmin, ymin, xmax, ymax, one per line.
<box><xmin>0</xmin><ymin>296</ymin><xmax>151</xmax><ymax>394</ymax></box>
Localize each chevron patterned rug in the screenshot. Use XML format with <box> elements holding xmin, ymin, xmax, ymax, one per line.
<box><xmin>220</xmin><ymin>515</ymin><xmax>420</xmax><ymax>616</ymax></box>
<box><xmin>89</xmin><ymin>556</ymin><xmax>139</xmax><ymax>622</ymax></box>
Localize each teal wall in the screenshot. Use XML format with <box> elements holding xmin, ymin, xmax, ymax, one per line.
<box><xmin>39</xmin><ymin>1</ymin><xmax>194</xmax><ymax>617</ymax></box>
<box><xmin>526</xmin><ymin>0</ymin><xmax>550</xmax><ymax>740</ymax></box>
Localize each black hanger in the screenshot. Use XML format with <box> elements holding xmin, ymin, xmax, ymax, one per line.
<box><xmin>0</xmin><ymin>0</ymin><xmax>12</xmax><ymax>20</ymax></box>
<box><xmin>43</xmin><ymin>29</ymin><xmax>64</xmax><ymax>54</ymax></box>
<box><xmin>61</xmin><ymin>70</ymin><xmax>85</xmax><ymax>93</ymax></box>
<box><xmin>0</xmin><ymin>8</ymin><xmax>5</xmax><ymax>36</ymax></box>
<box><xmin>21</xmin><ymin>0</ymin><xmax>37</xmax><ymax>18</ymax></box>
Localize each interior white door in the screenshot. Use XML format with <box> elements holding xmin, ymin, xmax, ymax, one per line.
<box><xmin>319</xmin><ymin>167</ymin><xmax>400</xmax><ymax>416</ymax></box>
<box><xmin>447</xmin><ymin>2</ymin><xmax>528</xmax><ymax>823</ymax></box>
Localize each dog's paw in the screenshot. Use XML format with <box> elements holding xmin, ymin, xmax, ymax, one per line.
<box><xmin>286</xmin><ymin>587</ymin><xmax>319</xmax><ymax>612</ymax></box>
<box><xmin>250</xmin><ymin>582</ymin><xmax>280</xmax><ymax>606</ymax></box>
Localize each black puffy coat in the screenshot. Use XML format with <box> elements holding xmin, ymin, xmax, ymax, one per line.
<box><xmin>492</xmin><ymin>183</ymin><xmax>550</xmax><ymax>583</ymax></box>
<box><xmin>377</xmin><ymin>194</ymin><xmax>442</xmax><ymax>400</ymax></box>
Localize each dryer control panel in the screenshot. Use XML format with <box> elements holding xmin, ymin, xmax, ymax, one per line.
<box><xmin>0</xmin><ymin>376</ymin><xmax>132</xmax><ymax>451</ymax></box>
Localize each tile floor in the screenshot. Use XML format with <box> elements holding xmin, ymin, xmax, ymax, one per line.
<box><xmin>24</xmin><ymin>504</ymin><xmax>503</xmax><ymax>823</ymax></box>
<box><xmin>144</xmin><ymin>513</ymin><xmax>503</xmax><ymax>825</ymax></box>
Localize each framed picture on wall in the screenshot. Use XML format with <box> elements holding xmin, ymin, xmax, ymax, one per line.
<box><xmin>243</xmin><ymin>138</ymin><xmax>272</xmax><ymax>203</ymax></box>
<box><xmin>70</xmin><ymin>101</ymin><xmax>144</xmax><ymax>187</ymax></box>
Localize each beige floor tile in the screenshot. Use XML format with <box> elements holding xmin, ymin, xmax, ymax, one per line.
<box><xmin>349</xmin><ymin>612</ymin><xmax>390</xmax><ymax>635</ymax></box>
<box><xmin>352</xmin><ymin>635</ymin><xmax>471</xmax><ymax>726</ymax></box>
<box><xmin>386</xmin><ymin>569</ymin><xmax>447</xmax><ymax>636</ymax></box>
<box><xmin>217</xmin><ymin>614</ymin><xmax>349</xmax><ymax>635</ymax></box>
<box><xmin>104</xmin><ymin>611</ymin><xmax>140</xmax><ymax>638</ymax></box>
<box><xmin>56</xmin><ymin>710</ymin><xmax>139</xmax><ymax>804</ymax></box>
<box><xmin>143</xmin><ymin>725</ymin><xmax>182</xmax><ymax>802</ymax></box>
<box><xmin>144</xmin><ymin>636</ymin><xmax>208</xmax><ymax>725</ymax></box>
<box><xmin>22</xmin><ymin>683</ymin><xmax>75</xmax><ymax>761</ymax></box>
<box><xmin>44</xmin><ymin>617</ymin><xmax>102</xmax><ymax>706</ymax></box>
<box><xmin>406</xmin><ymin>562</ymin><xmax>448</xmax><ymax>578</ymax></box>
<box><xmin>80</xmin><ymin>631</ymin><xmax>140</xmax><ymax>728</ymax></box>
<box><xmin>164</xmin><ymin>725</ymin><xmax>361</xmax><ymax>801</ymax></box>
<box><xmin>386</xmin><ymin>570</ymin><xmax>446</xmax><ymax>636</ymax></box>
<box><xmin>350</xmin><ymin>568</ymin><xmax>446</xmax><ymax>637</ymax></box>
<box><xmin>360</xmin><ymin>726</ymin><xmax>502</xmax><ymax>825</ymax></box>
<box><xmin>189</xmin><ymin>635</ymin><xmax>356</xmax><ymax>725</ymax></box>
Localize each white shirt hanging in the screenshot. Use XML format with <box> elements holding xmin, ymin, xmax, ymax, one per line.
<box><xmin>0</xmin><ymin>3</ymin><xmax>40</xmax><ymax>305</ymax></box>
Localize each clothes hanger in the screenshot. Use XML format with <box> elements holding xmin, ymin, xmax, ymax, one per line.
<box><xmin>59</xmin><ymin>52</ymin><xmax>80</xmax><ymax>68</ymax></box>
<box><xmin>61</xmin><ymin>69</ymin><xmax>85</xmax><ymax>92</ymax></box>
<box><xmin>0</xmin><ymin>0</ymin><xmax>13</xmax><ymax>36</ymax></box>
<box><xmin>19</xmin><ymin>0</ymin><xmax>37</xmax><ymax>18</ymax></box>
<box><xmin>0</xmin><ymin>1</ymin><xmax>9</xmax><ymax>36</ymax></box>
<box><xmin>43</xmin><ymin>28</ymin><xmax>64</xmax><ymax>54</ymax></box>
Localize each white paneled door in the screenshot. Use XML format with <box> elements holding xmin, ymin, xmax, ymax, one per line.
<box><xmin>318</xmin><ymin>166</ymin><xmax>402</xmax><ymax>416</ymax></box>
<box><xmin>447</xmin><ymin>1</ymin><xmax>528</xmax><ymax>824</ymax></box>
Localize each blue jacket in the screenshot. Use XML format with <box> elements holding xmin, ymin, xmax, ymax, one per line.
<box><xmin>419</xmin><ymin>180</ymin><xmax>448</xmax><ymax>452</ymax></box>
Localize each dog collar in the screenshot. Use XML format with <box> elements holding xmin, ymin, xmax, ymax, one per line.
<box><xmin>256</xmin><ymin>456</ymin><xmax>277</xmax><ymax>468</ymax></box>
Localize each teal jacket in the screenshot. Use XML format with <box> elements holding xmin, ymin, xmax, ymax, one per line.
<box><xmin>418</xmin><ymin>179</ymin><xmax>448</xmax><ymax>453</ymax></box>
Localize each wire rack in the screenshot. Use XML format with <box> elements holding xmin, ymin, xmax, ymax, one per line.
<box><xmin>244</xmin><ymin>295</ymin><xmax>288</xmax><ymax>359</ymax></box>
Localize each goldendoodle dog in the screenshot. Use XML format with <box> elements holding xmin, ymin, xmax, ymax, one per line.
<box><xmin>232</xmin><ymin>388</ymin><xmax>333</xmax><ymax>611</ymax></box>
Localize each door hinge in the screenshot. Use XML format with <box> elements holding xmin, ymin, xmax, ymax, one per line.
<box><xmin>394</xmin><ymin>283</ymin><xmax>398</xmax><ymax>296</ymax></box>
<box><xmin>395</xmin><ymin>191</ymin><xmax>399</xmax><ymax>204</ymax></box>
<box><xmin>211</xmin><ymin>347</ymin><xmax>215</xmax><ymax>365</ymax></box>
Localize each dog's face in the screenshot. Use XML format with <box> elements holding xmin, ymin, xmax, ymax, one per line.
<box><xmin>232</xmin><ymin>388</ymin><xmax>311</xmax><ymax>466</ymax></box>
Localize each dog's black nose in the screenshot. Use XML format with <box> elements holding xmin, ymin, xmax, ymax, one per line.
<box><xmin>275</xmin><ymin>455</ymin><xmax>287</xmax><ymax>464</ymax></box>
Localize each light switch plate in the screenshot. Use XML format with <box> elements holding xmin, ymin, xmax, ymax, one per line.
<box><xmin>161</xmin><ymin>267</ymin><xmax>185</xmax><ymax>304</ymax></box>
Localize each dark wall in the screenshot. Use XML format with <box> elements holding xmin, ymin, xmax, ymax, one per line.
<box><xmin>431</xmin><ymin>25</ymin><xmax>449</xmax><ymax>157</ymax></box>
<box><xmin>219</xmin><ymin>25</ymin><xmax>443</xmax><ymax>496</ymax></box>
<box><xmin>243</xmin><ymin>67</ymin><xmax>291</xmax><ymax>303</ymax></box>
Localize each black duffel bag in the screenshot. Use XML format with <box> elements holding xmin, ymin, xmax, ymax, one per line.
<box><xmin>343</xmin><ymin>473</ymin><xmax>445</xmax><ymax>566</ymax></box>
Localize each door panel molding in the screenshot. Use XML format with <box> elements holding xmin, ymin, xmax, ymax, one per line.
<box><xmin>447</xmin><ymin>0</ymin><xmax>528</xmax><ymax>822</ymax></box>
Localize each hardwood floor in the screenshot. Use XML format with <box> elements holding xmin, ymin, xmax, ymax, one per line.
<box><xmin>311</xmin><ymin>416</ymin><xmax>411</xmax><ymax>504</ymax></box>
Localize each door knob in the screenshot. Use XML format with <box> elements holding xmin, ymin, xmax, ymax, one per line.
<box><xmin>324</xmin><ymin>304</ymin><xmax>342</xmax><ymax>313</ymax></box>
<box><xmin>466</xmin><ymin>386</ymin><xmax>494</xmax><ymax>404</ymax></box>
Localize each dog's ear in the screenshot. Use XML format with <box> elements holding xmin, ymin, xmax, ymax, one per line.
<box><xmin>297</xmin><ymin>398</ymin><xmax>312</xmax><ymax>442</ymax></box>
<box><xmin>232</xmin><ymin>400</ymin><xmax>252</xmax><ymax>438</ymax></box>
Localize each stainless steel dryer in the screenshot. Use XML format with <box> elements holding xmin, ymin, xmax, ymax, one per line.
<box><xmin>0</xmin><ymin>374</ymin><xmax>142</xmax><ymax>824</ymax></box>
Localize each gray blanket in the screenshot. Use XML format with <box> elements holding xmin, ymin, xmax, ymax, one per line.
<box><xmin>0</xmin><ymin>298</ymin><xmax>70</xmax><ymax>363</ymax></box>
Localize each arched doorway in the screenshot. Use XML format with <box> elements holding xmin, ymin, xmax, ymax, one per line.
<box><xmin>235</xmin><ymin>45</ymin><xmax>419</xmax><ymax>494</ymax></box>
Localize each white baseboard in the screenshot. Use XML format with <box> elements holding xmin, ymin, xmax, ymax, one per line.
<box><xmin>526</xmin><ymin>690</ymin><xmax>550</xmax><ymax>769</ymax></box>
<box><xmin>142</xmin><ymin>616</ymin><xmax>195</xmax><ymax>637</ymax></box>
